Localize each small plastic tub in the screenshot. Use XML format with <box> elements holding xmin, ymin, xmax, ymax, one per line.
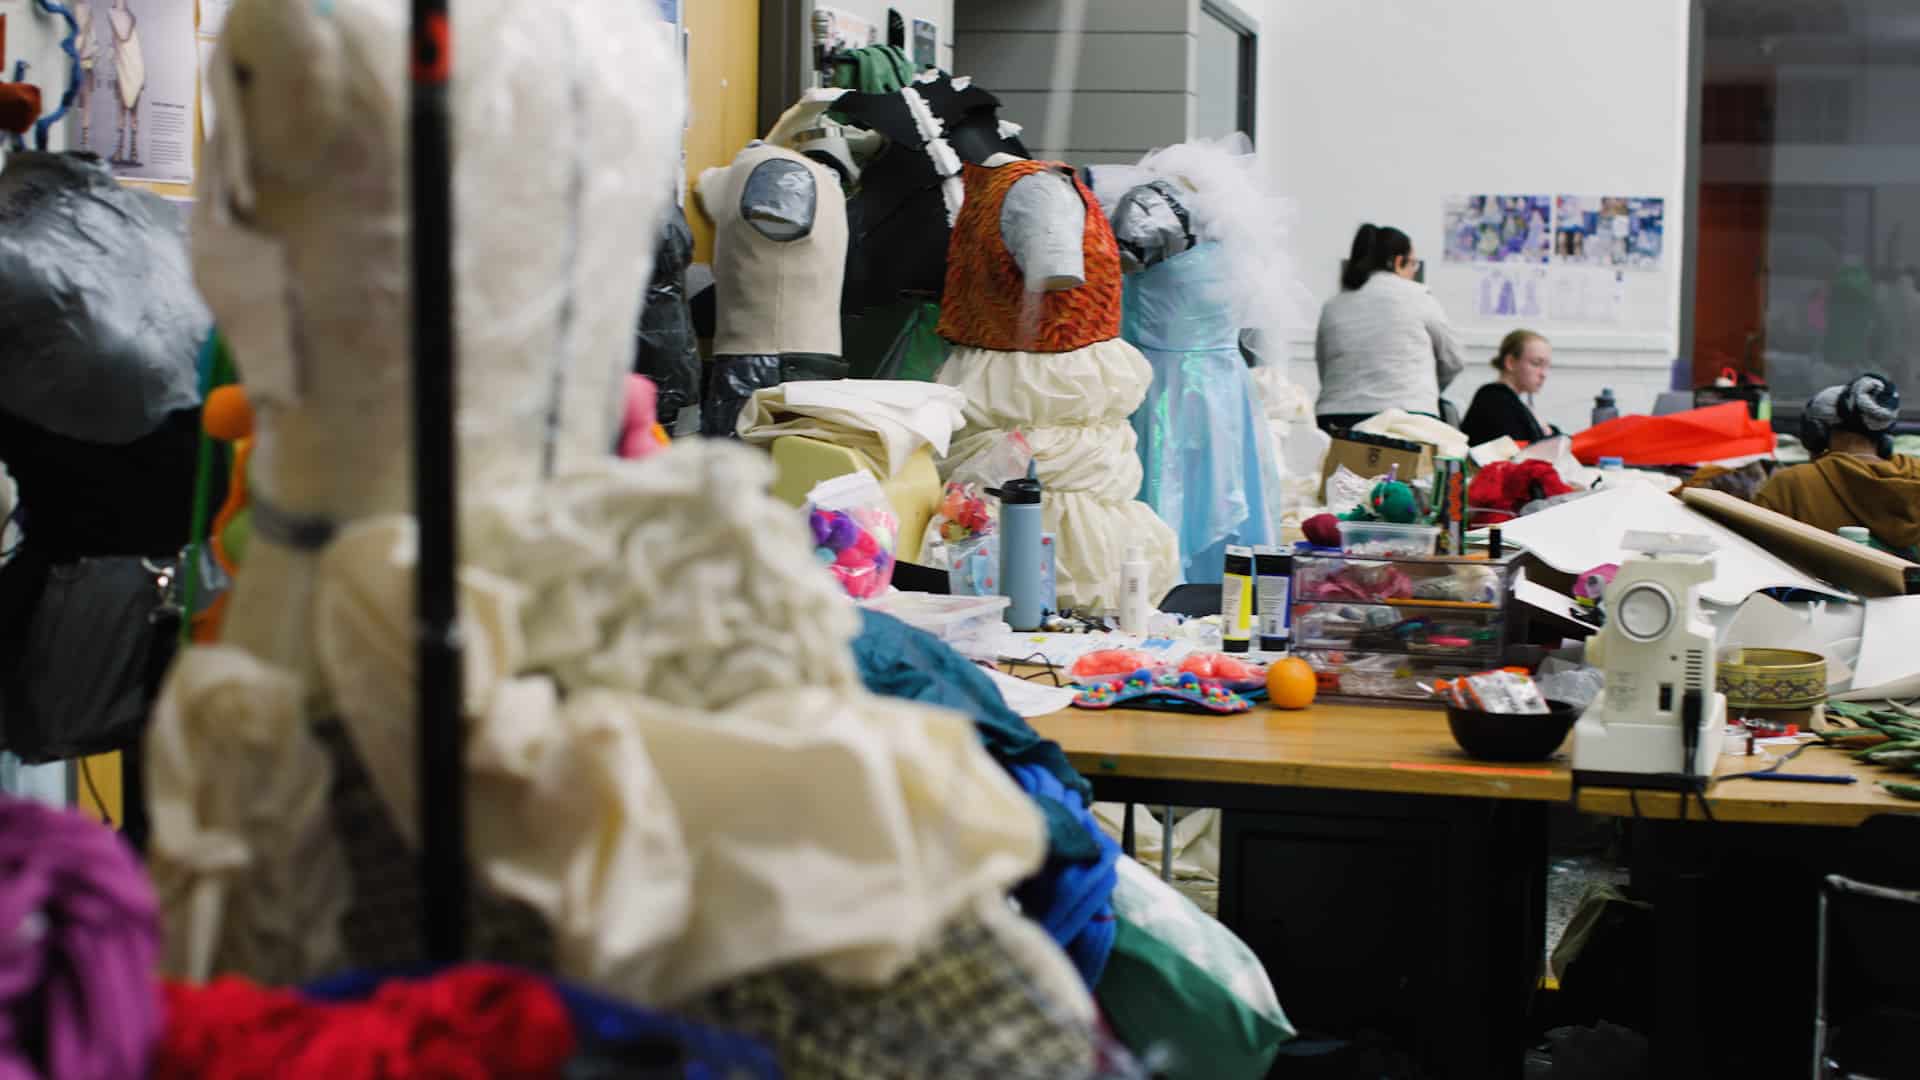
<box><xmin>861</xmin><ymin>592</ymin><xmax>1010</xmax><ymax>645</ymax></box>
<box><xmin>1337</xmin><ymin>521</ymin><xmax>1440</xmax><ymax>556</ymax></box>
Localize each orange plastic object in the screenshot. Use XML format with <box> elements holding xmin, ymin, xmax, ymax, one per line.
<box><xmin>1570</xmin><ymin>401</ymin><xmax>1773</xmax><ymax>467</ymax></box>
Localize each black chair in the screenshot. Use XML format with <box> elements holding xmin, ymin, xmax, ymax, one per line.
<box><xmin>1814</xmin><ymin>816</ymin><xmax>1920</xmax><ymax>1078</ymax></box>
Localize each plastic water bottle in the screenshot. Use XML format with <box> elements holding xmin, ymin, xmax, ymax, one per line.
<box><xmin>991</xmin><ymin>462</ymin><xmax>1045</xmax><ymax>631</ymax></box>
<box><xmin>1592</xmin><ymin>388</ymin><xmax>1619</xmax><ymax>427</ymax></box>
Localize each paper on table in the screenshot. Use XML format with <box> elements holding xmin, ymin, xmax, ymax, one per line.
<box><xmin>1840</xmin><ymin>596</ymin><xmax>1920</xmax><ymax>702</ymax></box>
<box><xmin>1497</xmin><ymin>485</ymin><xmax>1845</xmax><ymax>606</ymax></box>
<box><xmin>984</xmin><ymin>666</ymin><xmax>1079</xmax><ymax>719</ymax></box>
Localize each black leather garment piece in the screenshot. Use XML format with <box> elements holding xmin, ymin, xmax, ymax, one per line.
<box><xmin>700</xmin><ymin>352</ymin><xmax>848</xmax><ymax>438</ymax></box>
<box><xmin>634</xmin><ymin>205</ymin><xmax>700</xmax><ymax>428</ymax></box>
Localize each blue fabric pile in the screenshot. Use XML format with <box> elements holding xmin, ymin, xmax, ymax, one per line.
<box><xmin>850</xmin><ymin>610</ymin><xmax>1120</xmax><ymax>985</ymax></box>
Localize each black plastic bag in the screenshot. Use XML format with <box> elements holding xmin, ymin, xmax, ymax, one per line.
<box><xmin>0</xmin><ymin>549</ymin><xmax>179</xmax><ymax>763</ymax></box>
<box><xmin>635</xmin><ymin>205</ymin><xmax>701</xmax><ymax>433</ymax></box>
<box><xmin>699</xmin><ymin>352</ymin><xmax>848</xmax><ymax>438</ymax></box>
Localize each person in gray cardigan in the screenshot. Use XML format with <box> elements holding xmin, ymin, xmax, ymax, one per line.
<box><xmin>1313</xmin><ymin>223</ymin><xmax>1466</xmax><ymax>434</ymax></box>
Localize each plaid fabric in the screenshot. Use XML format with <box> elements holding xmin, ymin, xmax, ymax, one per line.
<box><xmin>314</xmin><ymin>716</ymin><xmax>555</xmax><ymax>971</ymax></box>
<box><xmin>685</xmin><ymin>914</ymin><xmax>1136</xmax><ymax>1080</ymax></box>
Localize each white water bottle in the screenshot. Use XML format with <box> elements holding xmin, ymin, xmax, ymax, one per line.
<box><xmin>1118</xmin><ymin>546</ymin><xmax>1151</xmax><ymax>635</ymax></box>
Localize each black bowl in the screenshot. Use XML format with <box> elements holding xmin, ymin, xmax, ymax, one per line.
<box><xmin>1446</xmin><ymin>699</ymin><xmax>1580</xmax><ymax>762</ymax></box>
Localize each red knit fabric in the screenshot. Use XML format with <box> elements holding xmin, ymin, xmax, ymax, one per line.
<box><xmin>936</xmin><ymin>160</ymin><xmax>1122</xmax><ymax>354</ymax></box>
<box><xmin>1467</xmin><ymin>459</ymin><xmax>1573</xmax><ymax>516</ymax></box>
<box><xmin>155</xmin><ymin>967</ymin><xmax>575</xmax><ymax>1080</ymax></box>
<box><xmin>0</xmin><ymin>83</ymin><xmax>42</xmax><ymax>135</ymax></box>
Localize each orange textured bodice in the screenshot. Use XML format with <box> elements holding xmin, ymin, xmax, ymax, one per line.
<box><xmin>936</xmin><ymin>160</ymin><xmax>1122</xmax><ymax>354</ymax></box>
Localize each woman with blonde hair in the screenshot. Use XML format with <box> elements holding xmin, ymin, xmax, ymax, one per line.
<box><xmin>1461</xmin><ymin>329</ymin><xmax>1556</xmax><ymax>445</ymax></box>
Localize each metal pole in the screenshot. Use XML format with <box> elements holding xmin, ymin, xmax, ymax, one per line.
<box><xmin>409</xmin><ymin>0</ymin><xmax>466</xmax><ymax>964</ymax></box>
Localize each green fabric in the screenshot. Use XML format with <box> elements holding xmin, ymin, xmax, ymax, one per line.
<box><xmin>1096</xmin><ymin>859</ymin><xmax>1292</xmax><ymax>1080</ymax></box>
<box><xmin>878</xmin><ymin>301</ymin><xmax>948</xmax><ymax>382</ymax></box>
<box><xmin>828</xmin><ymin>45</ymin><xmax>916</xmax><ymax>96</ymax></box>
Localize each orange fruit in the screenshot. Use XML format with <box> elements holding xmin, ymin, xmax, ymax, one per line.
<box><xmin>1267</xmin><ymin>656</ymin><xmax>1317</xmax><ymax>710</ymax></box>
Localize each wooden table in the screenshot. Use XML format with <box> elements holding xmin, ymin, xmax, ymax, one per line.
<box><xmin>1576</xmin><ymin>739</ymin><xmax>1918</xmax><ymax>826</ymax></box>
<box><xmin>1032</xmin><ymin>697</ymin><xmax>1559</xmax><ymax>1080</ymax></box>
<box><xmin>1033</xmin><ymin>698</ymin><xmax>1571</xmax><ymax>802</ymax></box>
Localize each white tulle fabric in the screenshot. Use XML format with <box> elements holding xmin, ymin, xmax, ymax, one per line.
<box><xmin>149</xmin><ymin>443</ymin><xmax>1047</xmax><ymax>1004</ymax></box>
<box><xmin>938</xmin><ymin>340</ymin><xmax>1181</xmax><ymax>611</ymax></box>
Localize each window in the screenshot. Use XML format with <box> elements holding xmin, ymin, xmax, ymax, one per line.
<box><xmin>1197</xmin><ymin>2</ymin><xmax>1257</xmax><ymax>141</ymax></box>
<box><xmin>1688</xmin><ymin>0</ymin><xmax>1920</xmax><ymax>420</ymax></box>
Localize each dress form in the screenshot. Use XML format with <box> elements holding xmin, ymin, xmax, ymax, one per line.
<box><xmin>936</xmin><ymin>158</ymin><xmax>1181</xmax><ymax>612</ymax></box>
<box><xmin>695</xmin><ymin>141</ymin><xmax>849</xmax><ymax>436</ymax></box>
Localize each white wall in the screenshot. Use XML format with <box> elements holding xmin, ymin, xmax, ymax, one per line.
<box><xmin>1255</xmin><ymin>0</ymin><xmax>1692</xmax><ymax>431</ymax></box>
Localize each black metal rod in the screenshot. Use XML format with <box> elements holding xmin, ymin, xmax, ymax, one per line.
<box><xmin>409</xmin><ymin>0</ymin><xmax>466</xmax><ymax>964</ymax></box>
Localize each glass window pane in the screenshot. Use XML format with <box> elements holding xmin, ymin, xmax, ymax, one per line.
<box><xmin>1197</xmin><ymin>11</ymin><xmax>1246</xmax><ymax>140</ymax></box>
<box><xmin>1695</xmin><ymin>0</ymin><xmax>1920</xmax><ymax>414</ymax></box>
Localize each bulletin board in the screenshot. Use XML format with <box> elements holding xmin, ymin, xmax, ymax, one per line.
<box><xmin>1429</xmin><ymin>191</ymin><xmax>1674</xmax><ymax>339</ymax></box>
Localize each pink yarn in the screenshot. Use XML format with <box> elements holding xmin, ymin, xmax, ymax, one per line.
<box><xmin>0</xmin><ymin>796</ymin><xmax>162</xmax><ymax>1080</ymax></box>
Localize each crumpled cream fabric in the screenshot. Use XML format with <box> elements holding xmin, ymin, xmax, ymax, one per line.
<box><xmin>1250</xmin><ymin>366</ymin><xmax>1330</xmax><ymax>531</ymax></box>
<box><xmin>1352</xmin><ymin>408</ymin><xmax>1471</xmax><ymax>462</ymax></box>
<box><xmin>153</xmin><ymin>441</ymin><xmax>1049</xmax><ymax>1005</ymax></box>
<box><xmin>938</xmin><ymin>340</ymin><xmax>1180</xmax><ymax>611</ymax></box>
<box><xmin>736</xmin><ymin>379</ymin><xmax>968</xmax><ymax>478</ymax></box>
<box><xmin>146</xmin><ymin>646</ymin><xmax>351</xmax><ymax>984</ymax></box>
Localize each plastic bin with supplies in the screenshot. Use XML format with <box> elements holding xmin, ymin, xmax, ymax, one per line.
<box><xmin>1290</xmin><ymin>546</ymin><xmax>1521</xmax><ymax>701</ymax></box>
<box><xmin>861</xmin><ymin>592</ymin><xmax>1011</xmax><ymax>648</ymax></box>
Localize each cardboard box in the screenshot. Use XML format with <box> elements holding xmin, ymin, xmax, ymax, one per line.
<box><xmin>1320</xmin><ymin>430</ymin><xmax>1436</xmax><ymax>500</ymax></box>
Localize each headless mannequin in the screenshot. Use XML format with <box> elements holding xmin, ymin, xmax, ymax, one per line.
<box><xmin>696</xmin><ymin>141</ymin><xmax>849</xmax><ymax>436</ymax></box>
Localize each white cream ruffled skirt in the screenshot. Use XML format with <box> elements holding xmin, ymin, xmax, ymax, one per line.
<box><xmin>937</xmin><ymin>339</ymin><xmax>1182</xmax><ymax>612</ymax></box>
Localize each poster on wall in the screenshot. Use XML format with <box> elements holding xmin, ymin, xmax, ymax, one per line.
<box><xmin>1554</xmin><ymin>195</ymin><xmax>1664</xmax><ymax>270</ymax></box>
<box><xmin>655</xmin><ymin>0</ymin><xmax>677</xmax><ymax>24</ymax></box>
<box><xmin>1476</xmin><ymin>267</ymin><xmax>1547</xmax><ymax>319</ymax></box>
<box><xmin>67</xmin><ymin>0</ymin><xmax>196</xmax><ymax>185</ymax></box>
<box><xmin>912</xmin><ymin>17</ymin><xmax>938</xmax><ymax>69</ymax></box>
<box><xmin>1442</xmin><ymin>194</ymin><xmax>1552</xmax><ymax>264</ymax></box>
<box><xmin>814</xmin><ymin>6</ymin><xmax>878</xmax><ymax>53</ymax></box>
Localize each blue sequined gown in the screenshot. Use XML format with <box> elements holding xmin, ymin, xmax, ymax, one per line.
<box><xmin>1123</xmin><ymin>242</ymin><xmax>1281</xmax><ymax>581</ymax></box>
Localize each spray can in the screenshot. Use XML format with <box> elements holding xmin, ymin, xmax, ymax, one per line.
<box><xmin>1254</xmin><ymin>546</ymin><xmax>1292</xmax><ymax>653</ymax></box>
<box><xmin>991</xmin><ymin>462</ymin><xmax>1045</xmax><ymax>631</ymax></box>
<box><xmin>1221</xmin><ymin>546</ymin><xmax>1254</xmax><ymax>653</ymax></box>
<box><xmin>1434</xmin><ymin>457</ymin><xmax>1466</xmax><ymax>556</ymax></box>
<box><xmin>1118</xmin><ymin>546</ymin><xmax>1151</xmax><ymax>635</ymax></box>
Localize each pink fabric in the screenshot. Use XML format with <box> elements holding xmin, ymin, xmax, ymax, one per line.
<box><xmin>0</xmin><ymin>797</ymin><xmax>162</xmax><ymax>1080</ymax></box>
<box><xmin>619</xmin><ymin>375</ymin><xmax>667</xmax><ymax>460</ymax></box>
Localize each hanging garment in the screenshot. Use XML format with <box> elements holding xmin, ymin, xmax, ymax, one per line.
<box><xmin>1121</xmin><ymin>243</ymin><xmax>1280</xmax><ymax>581</ymax></box>
<box><xmin>935</xmin><ymin>161</ymin><xmax>1179</xmax><ymax>611</ymax></box>
<box><xmin>698</xmin><ymin>142</ymin><xmax>850</xmax><ymax>435</ymax></box>
<box><xmin>634</xmin><ymin>204</ymin><xmax>701</xmax><ymax>431</ymax></box>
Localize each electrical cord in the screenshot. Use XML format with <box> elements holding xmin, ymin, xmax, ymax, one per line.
<box><xmin>77</xmin><ymin>757</ymin><xmax>112</xmax><ymax>829</ymax></box>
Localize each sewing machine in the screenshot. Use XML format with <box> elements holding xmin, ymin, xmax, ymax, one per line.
<box><xmin>1572</xmin><ymin>532</ymin><xmax>1727</xmax><ymax>789</ymax></box>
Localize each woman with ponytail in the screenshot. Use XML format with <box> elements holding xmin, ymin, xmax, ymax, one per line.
<box><xmin>1313</xmin><ymin>223</ymin><xmax>1465</xmax><ymax>433</ymax></box>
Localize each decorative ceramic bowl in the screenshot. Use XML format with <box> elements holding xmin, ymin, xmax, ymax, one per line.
<box><xmin>1717</xmin><ymin>647</ymin><xmax>1828</xmax><ymax>710</ymax></box>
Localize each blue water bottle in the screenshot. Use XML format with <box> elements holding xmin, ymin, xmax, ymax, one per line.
<box><xmin>990</xmin><ymin>461</ymin><xmax>1045</xmax><ymax>631</ymax></box>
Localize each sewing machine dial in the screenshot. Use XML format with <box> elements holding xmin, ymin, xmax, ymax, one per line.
<box><xmin>1614</xmin><ymin>583</ymin><xmax>1675</xmax><ymax>643</ymax></box>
